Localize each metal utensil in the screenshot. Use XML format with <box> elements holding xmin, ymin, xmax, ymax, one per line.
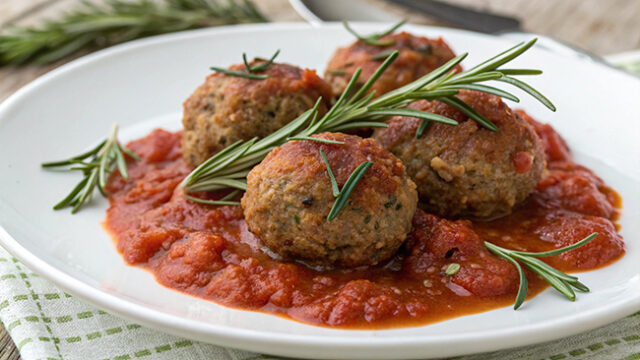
<box><xmin>389</xmin><ymin>0</ymin><xmax>521</xmax><ymax>34</ymax></box>
<box><xmin>289</xmin><ymin>0</ymin><xmax>629</xmax><ymax>73</ymax></box>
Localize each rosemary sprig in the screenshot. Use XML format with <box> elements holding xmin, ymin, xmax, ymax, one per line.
<box><xmin>182</xmin><ymin>38</ymin><xmax>553</xmax><ymax>195</ymax></box>
<box><xmin>288</xmin><ymin>136</ymin><xmax>345</xmax><ymax>145</ymax></box>
<box><xmin>0</xmin><ymin>0</ymin><xmax>266</xmax><ymax>66</ymax></box>
<box><xmin>210</xmin><ymin>49</ymin><xmax>280</xmax><ymax>80</ymax></box>
<box><xmin>42</xmin><ymin>124</ymin><xmax>139</xmax><ymax>213</ymax></box>
<box><xmin>343</xmin><ymin>19</ymin><xmax>407</xmax><ymax>46</ymax></box>
<box><xmin>319</xmin><ymin>150</ymin><xmax>373</xmax><ymax>221</ymax></box>
<box><xmin>485</xmin><ymin>233</ymin><xmax>598</xmax><ymax>310</ymax></box>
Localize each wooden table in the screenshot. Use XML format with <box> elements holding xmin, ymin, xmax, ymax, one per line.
<box><xmin>1</xmin><ymin>0</ymin><xmax>639</xmax><ymax>358</ymax></box>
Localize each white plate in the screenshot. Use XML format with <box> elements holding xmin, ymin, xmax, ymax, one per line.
<box><xmin>0</xmin><ymin>23</ymin><xmax>639</xmax><ymax>360</ymax></box>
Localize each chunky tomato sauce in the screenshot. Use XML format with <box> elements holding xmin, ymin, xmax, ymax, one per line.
<box><xmin>105</xmin><ymin>116</ymin><xmax>623</xmax><ymax>329</ymax></box>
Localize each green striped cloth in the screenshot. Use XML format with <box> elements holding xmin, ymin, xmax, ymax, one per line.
<box><xmin>1</xmin><ymin>246</ymin><xmax>639</xmax><ymax>360</ymax></box>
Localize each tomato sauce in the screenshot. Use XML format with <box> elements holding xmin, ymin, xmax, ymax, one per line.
<box><xmin>104</xmin><ymin>116</ymin><xmax>624</xmax><ymax>329</ymax></box>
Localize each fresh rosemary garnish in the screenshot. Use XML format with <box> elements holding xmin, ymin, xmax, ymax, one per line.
<box><xmin>485</xmin><ymin>233</ymin><xmax>597</xmax><ymax>310</ymax></box>
<box><xmin>42</xmin><ymin>124</ymin><xmax>139</xmax><ymax>213</ymax></box>
<box><xmin>343</xmin><ymin>19</ymin><xmax>407</xmax><ymax>46</ymax></box>
<box><xmin>210</xmin><ymin>49</ymin><xmax>280</xmax><ymax>80</ymax></box>
<box><xmin>0</xmin><ymin>0</ymin><xmax>266</xmax><ymax>66</ymax></box>
<box><xmin>182</xmin><ymin>38</ymin><xmax>553</xmax><ymax>196</ymax></box>
<box><xmin>326</xmin><ymin>160</ymin><xmax>373</xmax><ymax>221</ymax></box>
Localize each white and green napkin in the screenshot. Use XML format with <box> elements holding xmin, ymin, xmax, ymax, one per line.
<box><xmin>1</xmin><ymin>246</ymin><xmax>638</xmax><ymax>360</ymax></box>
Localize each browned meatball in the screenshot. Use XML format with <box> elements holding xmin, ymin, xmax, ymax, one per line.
<box><xmin>325</xmin><ymin>32</ymin><xmax>460</xmax><ymax>97</ymax></box>
<box><xmin>242</xmin><ymin>133</ymin><xmax>418</xmax><ymax>268</ymax></box>
<box><xmin>182</xmin><ymin>62</ymin><xmax>333</xmax><ymax>167</ymax></box>
<box><xmin>373</xmin><ymin>90</ymin><xmax>545</xmax><ymax>218</ymax></box>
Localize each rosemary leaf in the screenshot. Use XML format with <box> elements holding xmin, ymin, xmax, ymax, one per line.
<box><xmin>449</xmin><ymin>71</ymin><xmax>504</xmax><ymax>85</ymax></box>
<box><xmin>440</xmin><ymin>84</ymin><xmax>520</xmax><ymax>102</ymax></box>
<box><xmin>349</xmin><ymin>51</ymin><xmax>399</xmax><ymax>103</ymax></box>
<box><xmin>370</xmin><ymin>53</ymin><xmax>467</xmax><ymax>108</ymax></box>
<box><xmin>498</xmin><ymin>69</ymin><xmax>543</xmax><ymax>76</ymax></box>
<box><xmin>461</xmin><ymin>38</ymin><xmax>538</xmax><ymax>77</ymax></box>
<box><xmin>497</xmin><ymin>76</ymin><xmax>557</xmax><ymax>111</ymax></box>
<box><xmin>378</xmin><ymin>19</ymin><xmax>408</xmax><ymax>37</ymax></box>
<box><xmin>41</xmin><ymin>140</ymin><xmax>106</xmax><ymax>168</ymax></box>
<box><xmin>330</xmin><ymin>122</ymin><xmax>389</xmax><ymax>132</ymax></box>
<box><xmin>437</xmin><ymin>96</ymin><xmax>498</xmax><ymax>131</ymax></box>
<box><xmin>114</xmin><ymin>147</ymin><xmax>129</xmax><ymax>180</ymax></box>
<box><xmin>485</xmin><ymin>243</ymin><xmax>529</xmax><ymax>309</ymax></box>
<box><xmin>118</xmin><ymin>143</ymin><xmax>141</xmax><ymax>161</ymax></box>
<box><xmin>327</xmin><ymin>161</ymin><xmax>373</xmax><ymax>221</ymax></box>
<box><xmin>402</xmin><ymin>89</ymin><xmax>460</xmax><ymax>101</ymax></box>
<box><xmin>367</xmin><ymin>108</ymin><xmax>458</xmax><ymax>126</ymax></box>
<box><xmin>43</xmin><ymin>124</ymin><xmax>137</xmax><ymax>213</ymax></box>
<box><xmin>184</xmin><ymin>194</ymin><xmax>241</xmax><ymax>206</ymax></box>
<box><xmin>0</xmin><ymin>0</ymin><xmax>267</xmax><ymax>66</ymax></box>
<box><xmin>343</xmin><ymin>19</ymin><xmax>407</xmax><ymax>47</ymax></box>
<box><xmin>514</xmin><ymin>233</ymin><xmax>597</xmax><ymax>257</ymax></box>
<box><xmin>247</xmin><ymin>49</ymin><xmax>280</xmax><ymax>72</ymax></box>
<box><xmin>53</xmin><ymin>176</ymin><xmax>90</xmax><ymax>211</ymax></box>
<box><xmin>185</xmin><ymin>178</ymin><xmax>248</xmax><ymax>193</ymax></box>
<box><xmin>319</xmin><ymin>150</ymin><xmax>340</xmax><ymax>197</ymax></box>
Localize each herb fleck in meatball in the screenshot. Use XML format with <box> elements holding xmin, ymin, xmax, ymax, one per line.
<box><xmin>241</xmin><ymin>133</ymin><xmax>418</xmax><ymax>268</ymax></box>
<box><xmin>373</xmin><ymin>90</ymin><xmax>545</xmax><ymax>218</ymax></box>
<box><xmin>404</xmin><ymin>210</ymin><xmax>518</xmax><ymax>297</ymax></box>
<box><xmin>325</xmin><ymin>32</ymin><xmax>460</xmax><ymax>97</ymax></box>
<box><xmin>182</xmin><ymin>61</ymin><xmax>333</xmax><ymax>167</ymax></box>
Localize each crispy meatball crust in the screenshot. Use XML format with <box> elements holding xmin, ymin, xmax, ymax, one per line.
<box><xmin>182</xmin><ymin>62</ymin><xmax>333</xmax><ymax>167</ymax></box>
<box><xmin>325</xmin><ymin>32</ymin><xmax>460</xmax><ymax>97</ymax></box>
<box><xmin>373</xmin><ymin>90</ymin><xmax>545</xmax><ymax>219</ymax></box>
<box><xmin>242</xmin><ymin>133</ymin><xmax>418</xmax><ymax>268</ymax></box>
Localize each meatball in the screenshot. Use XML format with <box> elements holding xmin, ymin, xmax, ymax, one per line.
<box><xmin>242</xmin><ymin>133</ymin><xmax>418</xmax><ymax>268</ymax></box>
<box><xmin>182</xmin><ymin>61</ymin><xmax>333</xmax><ymax>167</ymax></box>
<box><xmin>325</xmin><ymin>32</ymin><xmax>460</xmax><ymax>97</ymax></box>
<box><xmin>373</xmin><ymin>90</ymin><xmax>545</xmax><ymax>218</ymax></box>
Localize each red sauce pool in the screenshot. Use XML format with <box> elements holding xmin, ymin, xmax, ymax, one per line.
<box><xmin>104</xmin><ymin>115</ymin><xmax>624</xmax><ymax>329</ymax></box>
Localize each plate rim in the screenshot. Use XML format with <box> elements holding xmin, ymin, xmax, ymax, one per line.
<box><xmin>1</xmin><ymin>22</ymin><xmax>639</xmax><ymax>359</ymax></box>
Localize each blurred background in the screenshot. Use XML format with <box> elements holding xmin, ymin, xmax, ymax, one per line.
<box><xmin>1</xmin><ymin>0</ymin><xmax>639</xmax><ymax>103</ymax></box>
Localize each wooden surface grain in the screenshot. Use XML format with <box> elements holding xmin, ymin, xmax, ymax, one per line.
<box><xmin>1</xmin><ymin>0</ymin><xmax>639</xmax><ymax>359</ymax></box>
